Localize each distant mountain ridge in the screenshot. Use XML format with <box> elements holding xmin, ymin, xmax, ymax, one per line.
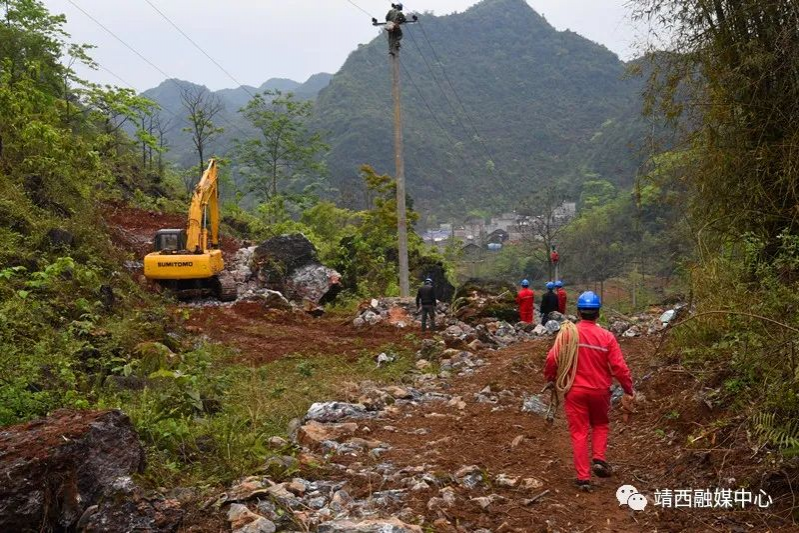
<box><xmin>143</xmin><ymin>73</ymin><xmax>332</xmax><ymax>169</ymax></box>
<box><xmin>311</xmin><ymin>0</ymin><xmax>647</xmax><ymax>215</ymax></box>
<box><xmin>144</xmin><ymin>0</ymin><xmax>647</xmax><ymax>217</ymax></box>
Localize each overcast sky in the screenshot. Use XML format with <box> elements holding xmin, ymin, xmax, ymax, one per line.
<box><xmin>45</xmin><ymin>0</ymin><xmax>639</xmax><ymax>92</ymax></box>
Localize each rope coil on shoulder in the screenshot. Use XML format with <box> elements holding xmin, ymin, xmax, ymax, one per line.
<box><xmin>544</xmin><ymin>321</ymin><xmax>579</xmax><ymax>422</ymax></box>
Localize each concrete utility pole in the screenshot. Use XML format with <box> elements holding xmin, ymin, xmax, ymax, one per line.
<box><xmin>373</xmin><ymin>6</ymin><xmax>418</xmax><ymax>298</ymax></box>
<box><xmin>391</xmin><ymin>52</ymin><xmax>410</xmax><ymax>297</ymax></box>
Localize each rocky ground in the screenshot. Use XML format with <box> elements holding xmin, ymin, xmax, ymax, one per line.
<box><xmin>178</xmin><ymin>315</ymin><xmax>796</xmax><ymax>532</ymax></box>
<box><xmin>61</xmin><ymin>204</ymin><xmax>793</xmax><ymax>531</ymax></box>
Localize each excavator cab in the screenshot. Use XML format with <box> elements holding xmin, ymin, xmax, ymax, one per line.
<box><xmin>153</xmin><ymin>229</ymin><xmax>187</xmax><ymax>253</ymax></box>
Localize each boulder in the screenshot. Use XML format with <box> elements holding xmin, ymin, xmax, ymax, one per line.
<box><xmin>227</xmin><ymin>503</ymin><xmax>276</xmax><ymax>533</ymax></box>
<box><xmin>304</xmin><ymin>402</ymin><xmax>370</xmax><ymax>422</ymax></box>
<box><xmin>544</xmin><ymin>320</ymin><xmax>561</xmax><ymax>334</ymax></box>
<box><xmin>413</xmin><ymin>260</ymin><xmax>455</xmax><ymax>303</ymax></box>
<box><xmin>610</xmin><ymin>320</ymin><xmax>632</xmax><ymax>335</ymax></box>
<box><xmin>79</xmin><ymin>477</ymin><xmax>183</xmax><ymax>532</ymax></box>
<box><xmin>249</xmin><ymin>234</ymin><xmax>340</xmax><ymax>305</ymax></box>
<box><xmin>522</xmin><ymin>395</ymin><xmax>550</xmax><ymax>416</ymax></box>
<box><xmin>623</xmin><ymin>326</ymin><xmax>641</xmax><ymax>338</ymax></box>
<box><xmin>532</xmin><ymin>324</ymin><xmax>548</xmax><ymax>336</ymax></box>
<box><xmin>258</xmin><ymin>290</ymin><xmax>292</xmax><ymax>310</ymax></box>
<box><xmin>296</xmin><ymin>421</ymin><xmax>359</xmax><ymax>447</ymax></box>
<box><xmin>285</xmin><ymin>263</ymin><xmax>341</xmax><ymax>305</ymax></box>
<box><xmin>454</xmin><ymin>465</ymin><xmax>484</xmax><ymax>488</ymax></box>
<box><xmin>0</xmin><ymin>409</ymin><xmax>147</xmax><ymax>531</ymax></box>
<box><xmin>495</xmin><ymin>473</ymin><xmax>519</xmax><ymax>488</ymax></box>
<box><xmin>252</xmin><ymin>234</ymin><xmax>319</xmax><ymax>280</ymax></box>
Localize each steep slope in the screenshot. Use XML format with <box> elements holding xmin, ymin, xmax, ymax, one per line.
<box><xmin>313</xmin><ymin>0</ymin><xmax>646</xmax><ymax>214</ymax></box>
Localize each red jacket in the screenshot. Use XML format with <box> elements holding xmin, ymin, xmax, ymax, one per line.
<box><xmin>545</xmin><ymin>320</ymin><xmax>633</xmax><ymax>395</ymax></box>
<box><xmin>516</xmin><ymin>288</ymin><xmax>534</xmax><ymax>313</ymax></box>
<box><xmin>550</xmin><ymin>251</ymin><xmax>560</xmax><ymax>264</ymax></box>
<box><xmin>556</xmin><ymin>288</ymin><xmax>567</xmax><ymax>314</ymax></box>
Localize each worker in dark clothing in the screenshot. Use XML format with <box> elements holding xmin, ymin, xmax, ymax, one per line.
<box><xmin>540</xmin><ymin>281</ymin><xmax>559</xmax><ymax>325</ymax></box>
<box><xmin>416</xmin><ymin>277</ymin><xmax>437</xmax><ymax>332</ymax></box>
<box><xmin>385</xmin><ymin>3</ymin><xmax>407</xmax><ymax>55</ymax></box>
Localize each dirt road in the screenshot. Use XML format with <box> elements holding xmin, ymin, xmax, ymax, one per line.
<box><xmin>302</xmin><ymin>336</ymin><xmax>793</xmax><ymax>532</ymax></box>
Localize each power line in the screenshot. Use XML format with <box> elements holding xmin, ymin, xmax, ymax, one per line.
<box><xmin>399</xmin><ymin>56</ymin><xmax>510</xmax><ymax>198</ymax></box>
<box><xmin>95</xmin><ymin>63</ymin><xmax>181</xmax><ymax>126</ymax></box>
<box><xmin>343</xmin><ymin>0</ymin><xmax>375</xmax><ymax>18</ymax></box>
<box><xmin>65</xmin><ymin>0</ymin><xmax>251</xmax><ymax>139</ymax></box>
<box><xmin>141</xmin><ymin>0</ymin><xmax>256</xmax><ymax>99</ymax></box>
<box><xmin>341</xmin><ymin>1</ymin><xmax>511</xmax><ymax>205</ymax></box>
<box><xmin>96</xmin><ymin>64</ymin><xmax>137</xmax><ymax>91</ymax></box>
<box><xmin>66</xmin><ymin>0</ymin><xmax>173</xmax><ymax>83</ymax></box>
<box><xmin>415</xmin><ymin>19</ymin><xmax>515</xmax><ymax>190</ymax></box>
<box><xmin>340</xmin><ymin>0</ymin><xmax>500</xmax><ymax>200</ymax></box>
<box><xmin>402</xmin><ymin>27</ymin><xmax>511</xmax><ymax>196</ymax></box>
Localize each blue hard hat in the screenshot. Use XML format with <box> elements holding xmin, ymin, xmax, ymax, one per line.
<box><xmin>521</xmin><ymin>279</ymin><xmax>529</xmax><ymax>287</ymax></box>
<box><xmin>577</xmin><ymin>291</ymin><xmax>601</xmax><ymax>310</ymax></box>
<box><xmin>546</xmin><ymin>282</ymin><xmax>555</xmax><ymax>290</ymax></box>
<box><xmin>555</xmin><ymin>280</ymin><xmax>563</xmax><ymax>288</ymax></box>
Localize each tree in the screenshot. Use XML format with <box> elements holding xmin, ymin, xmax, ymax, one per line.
<box><xmin>560</xmin><ymin>204</ymin><xmax>626</xmax><ymax>300</ymax></box>
<box><xmin>517</xmin><ymin>186</ymin><xmax>568</xmax><ymax>279</ymax></box>
<box><xmin>181</xmin><ymin>85</ymin><xmax>224</xmax><ymax>189</ymax></box>
<box><xmin>632</xmin><ymin>0</ymin><xmax>799</xmax><ymax>253</ymax></box>
<box><xmin>579</xmin><ymin>179</ymin><xmax>616</xmax><ymax>212</ymax></box>
<box><xmin>83</xmin><ymin>85</ymin><xmax>156</xmax><ymax>157</ymax></box>
<box><xmin>152</xmin><ymin>113</ymin><xmax>173</xmax><ymax>176</ymax></box>
<box><xmin>235</xmin><ymin>90</ymin><xmax>328</xmax><ymax>202</ymax></box>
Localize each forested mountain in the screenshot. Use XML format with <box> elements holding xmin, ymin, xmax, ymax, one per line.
<box><xmin>142</xmin><ymin>73</ymin><xmax>332</xmax><ymax>170</ymax></box>
<box><xmin>144</xmin><ymin>0</ymin><xmax>647</xmax><ymax>216</ymax></box>
<box><xmin>314</xmin><ymin>0</ymin><xmax>647</xmax><ymax>214</ymax></box>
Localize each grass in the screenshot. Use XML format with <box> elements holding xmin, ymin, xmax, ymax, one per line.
<box><xmin>105</xmin><ymin>340</ymin><xmax>418</xmax><ymax>489</ymax></box>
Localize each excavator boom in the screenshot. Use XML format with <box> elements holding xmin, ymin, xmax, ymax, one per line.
<box><xmin>186</xmin><ymin>159</ymin><xmax>220</xmax><ymax>253</ymax></box>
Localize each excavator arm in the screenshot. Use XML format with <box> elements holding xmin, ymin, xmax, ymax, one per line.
<box><xmin>186</xmin><ymin>159</ymin><xmax>220</xmax><ymax>253</ymax></box>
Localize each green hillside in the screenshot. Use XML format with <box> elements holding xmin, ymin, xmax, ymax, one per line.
<box><xmin>143</xmin><ymin>0</ymin><xmax>646</xmax><ymax>216</ymax></box>
<box><xmin>312</xmin><ymin>0</ymin><xmax>647</xmax><ymax>214</ymax></box>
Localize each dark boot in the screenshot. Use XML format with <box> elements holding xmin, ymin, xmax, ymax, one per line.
<box><xmin>592</xmin><ymin>459</ymin><xmax>612</xmax><ymax>478</ymax></box>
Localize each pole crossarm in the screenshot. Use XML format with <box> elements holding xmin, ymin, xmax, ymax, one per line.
<box><xmin>372</xmin><ymin>14</ymin><xmax>419</xmax><ymax>26</ymax></box>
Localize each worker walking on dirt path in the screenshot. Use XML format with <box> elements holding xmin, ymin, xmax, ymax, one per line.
<box><xmin>556</xmin><ymin>280</ymin><xmax>567</xmax><ymax>314</ymax></box>
<box><xmin>540</xmin><ymin>282</ymin><xmax>559</xmax><ymax>325</ymax></box>
<box><xmin>416</xmin><ymin>278</ymin><xmax>437</xmax><ymax>332</ymax></box>
<box><xmin>544</xmin><ymin>291</ymin><xmax>635</xmax><ymax>491</ymax></box>
<box><xmin>516</xmin><ymin>279</ymin><xmax>535</xmax><ymax>323</ymax></box>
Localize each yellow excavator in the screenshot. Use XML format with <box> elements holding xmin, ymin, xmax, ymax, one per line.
<box><xmin>143</xmin><ymin>159</ymin><xmax>237</xmax><ymax>301</ymax></box>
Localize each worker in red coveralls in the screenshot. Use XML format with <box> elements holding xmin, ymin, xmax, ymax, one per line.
<box><xmin>544</xmin><ymin>291</ymin><xmax>635</xmax><ymax>491</ymax></box>
<box><xmin>555</xmin><ymin>280</ymin><xmax>567</xmax><ymax>314</ymax></box>
<box><xmin>516</xmin><ymin>279</ymin><xmax>534</xmax><ymax>323</ymax></box>
<box><xmin>550</xmin><ymin>246</ymin><xmax>559</xmax><ymax>266</ymax></box>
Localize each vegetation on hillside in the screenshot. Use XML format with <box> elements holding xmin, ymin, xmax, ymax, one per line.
<box><xmin>633</xmin><ymin>0</ymin><xmax>799</xmax><ymax>454</ymax></box>
<box><xmin>138</xmin><ymin>0</ymin><xmax>649</xmax><ymax>218</ymax></box>
<box><xmin>0</xmin><ymin>0</ymin><xmax>443</xmax><ymax>489</ymax></box>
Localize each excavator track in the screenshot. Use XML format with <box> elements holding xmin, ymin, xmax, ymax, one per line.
<box><xmin>216</xmin><ymin>272</ymin><xmax>238</xmax><ymax>302</ymax></box>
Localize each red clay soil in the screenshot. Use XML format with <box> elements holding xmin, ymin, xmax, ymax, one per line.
<box><xmin>315</xmin><ymin>337</ymin><xmax>796</xmax><ymax>532</ymax></box>
<box><xmin>0</xmin><ymin>409</ymin><xmax>115</xmax><ymax>463</ymax></box>
<box><xmin>185</xmin><ymin>301</ymin><xmax>416</xmax><ymax>364</ymax></box>
<box><xmin>102</xmin><ymin>202</ymin><xmax>241</xmax><ymax>258</ymax></box>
